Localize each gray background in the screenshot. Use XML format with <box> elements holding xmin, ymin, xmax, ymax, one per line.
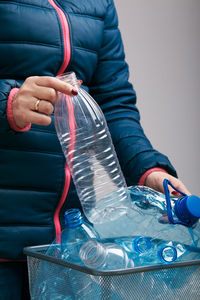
<box><xmin>115</xmin><ymin>0</ymin><xmax>200</xmax><ymax>195</ymax></box>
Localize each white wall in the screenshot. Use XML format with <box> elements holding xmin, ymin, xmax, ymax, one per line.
<box><xmin>115</xmin><ymin>0</ymin><xmax>200</xmax><ymax>195</ymax></box>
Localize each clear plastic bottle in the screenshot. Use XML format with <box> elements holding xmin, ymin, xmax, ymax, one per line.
<box><xmin>61</xmin><ymin>209</ymin><xmax>101</xmax><ymax>299</ymax></box>
<box><xmin>55</xmin><ymin>72</ymin><xmax>131</xmax><ymax>224</ymax></box>
<box><xmin>31</xmin><ymin>209</ymin><xmax>100</xmax><ymax>299</ymax></box>
<box><xmin>79</xmin><ymin>239</ymin><xmax>134</xmax><ymax>270</ymax></box>
<box><xmin>43</xmin><ymin>209</ymin><xmax>101</xmax><ymax>299</ymax></box>
<box><xmin>60</xmin><ymin>208</ymin><xmax>100</xmax><ymax>263</ymax></box>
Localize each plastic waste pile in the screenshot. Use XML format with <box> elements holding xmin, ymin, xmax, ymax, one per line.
<box><xmin>31</xmin><ymin>72</ymin><xmax>200</xmax><ymax>299</ymax></box>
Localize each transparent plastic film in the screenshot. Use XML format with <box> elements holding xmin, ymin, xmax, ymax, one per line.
<box><xmin>55</xmin><ymin>72</ymin><xmax>131</xmax><ymax>224</ymax></box>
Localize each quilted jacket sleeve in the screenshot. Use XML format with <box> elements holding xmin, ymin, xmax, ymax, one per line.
<box><xmin>89</xmin><ymin>0</ymin><xmax>177</xmax><ymax>185</ymax></box>
<box><xmin>0</xmin><ymin>79</ymin><xmax>21</xmax><ymax>120</ymax></box>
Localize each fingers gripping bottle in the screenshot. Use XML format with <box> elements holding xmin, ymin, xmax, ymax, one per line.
<box><xmin>55</xmin><ymin>72</ymin><xmax>131</xmax><ymax>224</ymax></box>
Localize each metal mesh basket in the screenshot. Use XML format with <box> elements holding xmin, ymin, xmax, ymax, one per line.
<box><xmin>24</xmin><ymin>245</ymin><xmax>200</xmax><ymax>300</ymax></box>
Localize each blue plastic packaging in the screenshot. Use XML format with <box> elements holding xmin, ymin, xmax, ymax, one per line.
<box><xmin>94</xmin><ymin>181</ymin><xmax>200</xmax><ymax>250</ymax></box>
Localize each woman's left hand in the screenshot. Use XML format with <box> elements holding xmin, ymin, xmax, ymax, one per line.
<box><xmin>145</xmin><ymin>171</ymin><xmax>191</xmax><ymax>196</ymax></box>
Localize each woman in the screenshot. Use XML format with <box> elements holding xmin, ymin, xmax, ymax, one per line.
<box><xmin>0</xmin><ymin>0</ymin><xmax>190</xmax><ymax>298</ymax></box>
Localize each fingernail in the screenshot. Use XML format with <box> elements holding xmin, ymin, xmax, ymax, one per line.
<box><xmin>71</xmin><ymin>89</ymin><xmax>78</xmax><ymax>96</ymax></box>
<box><xmin>172</xmin><ymin>191</ymin><xmax>179</xmax><ymax>196</ymax></box>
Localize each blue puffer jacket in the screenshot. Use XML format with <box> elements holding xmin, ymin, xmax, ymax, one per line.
<box><xmin>0</xmin><ymin>0</ymin><xmax>176</xmax><ymax>260</ymax></box>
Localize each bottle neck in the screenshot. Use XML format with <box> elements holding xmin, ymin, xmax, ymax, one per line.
<box><xmin>64</xmin><ymin>208</ymin><xmax>83</xmax><ymax>228</ymax></box>
<box><xmin>79</xmin><ymin>240</ymin><xmax>106</xmax><ymax>268</ymax></box>
<box><xmin>58</xmin><ymin>72</ymin><xmax>79</xmax><ymax>89</ymax></box>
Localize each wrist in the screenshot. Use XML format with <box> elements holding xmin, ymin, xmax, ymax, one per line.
<box><xmin>138</xmin><ymin>168</ymin><xmax>168</xmax><ymax>186</ymax></box>
<box><xmin>7</xmin><ymin>88</ymin><xmax>31</xmax><ymax>132</ymax></box>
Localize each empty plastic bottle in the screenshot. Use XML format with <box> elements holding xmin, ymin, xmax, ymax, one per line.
<box><xmin>130</xmin><ymin>179</ymin><xmax>200</xmax><ymax>227</ymax></box>
<box><xmin>94</xmin><ymin>180</ymin><xmax>200</xmax><ymax>249</ymax></box>
<box><xmin>115</xmin><ymin>236</ymin><xmax>153</xmax><ymax>263</ymax></box>
<box><xmin>136</xmin><ymin>239</ymin><xmax>186</xmax><ymax>265</ymax></box>
<box><xmin>79</xmin><ymin>239</ymin><xmax>134</xmax><ymax>270</ymax></box>
<box><xmin>126</xmin><ymin>179</ymin><xmax>200</xmax><ymax>245</ymax></box>
<box><xmin>55</xmin><ymin>72</ymin><xmax>131</xmax><ymax>224</ymax></box>
<box><xmin>47</xmin><ymin>209</ymin><xmax>101</xmax><ymax>299</ymax></box>
<box><xmin>31</xmin><ymin>209</ymin><xmax>99</xmax><ymax>299</ymax></box>
<box><xmin>60</xmin><ymin>208</ymin><xmax>100</xmax><ymax>263</ymax></box>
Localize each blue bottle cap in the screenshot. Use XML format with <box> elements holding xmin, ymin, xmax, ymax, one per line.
<box><xmin>186</xmin><ymin>195</ymin><xmax>200</xmax><ymax>218</ymax></box>
<box><xmin>64</xmin><ymin>208</ymin><xmax>83</xmax><ymax>227</ymax></box>
<box><xmin>175</xmin><ymin>195</ymin><xmax>200</xmax><ymax>226</ymax></box>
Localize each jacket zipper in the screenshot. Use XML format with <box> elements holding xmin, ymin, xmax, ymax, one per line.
<box><xmin>48</xmin><ymin>0</ymin><xmax>72</xmax><ymax>237</ymax></box>
<box><xmin>48</xmin><ymin>0</ymin><xmax>71</xmax><ymax>75</ymax></box>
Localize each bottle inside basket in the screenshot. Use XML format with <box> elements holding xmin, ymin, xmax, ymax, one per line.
<box><xmin>79</xmin><ymin>239</ymin><xmax>134</xmax><ymax>270</ymax></box>
<box><xmin>60</xmin><ymin>208</ymin><xmax>100</xmax><ymax>264</ymax></box>
<box><xmin>55</xmin><ymin>72</ymin><xmax>131</xmax><ymax>224</ymax></box>
<box><xmin>32</xmin><ymin>209</ymin><xmax>101</xmax><ymax>300</ymax></box>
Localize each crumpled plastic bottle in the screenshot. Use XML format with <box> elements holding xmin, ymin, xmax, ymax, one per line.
<box><xmin>94</xmin><ymin>180</ymin><xmax>200</xmax><ymax>250</ymax></box>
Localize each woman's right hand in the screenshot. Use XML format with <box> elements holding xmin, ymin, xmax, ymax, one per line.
<box><xmin>12</xmin><ymin>76</ymin><xmax>78</xmax><ymax>128</ymax></box>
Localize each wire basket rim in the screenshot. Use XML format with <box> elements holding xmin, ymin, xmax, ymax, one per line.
<box><xmin>24</xmin><ymin>244</ymin><xmax>200</xmax><ymax>277</ymax></box>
